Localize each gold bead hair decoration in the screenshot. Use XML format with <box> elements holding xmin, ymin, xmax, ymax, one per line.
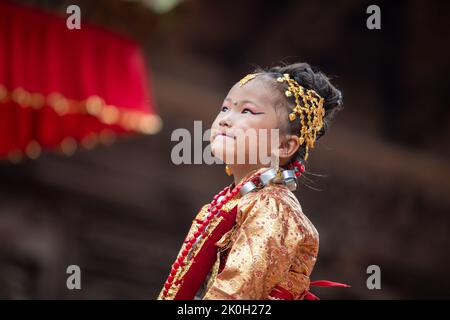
<box><xmin>276</xmin><ymin>73</ymin><xmax>325</xmax><ymax>161</ymax></box>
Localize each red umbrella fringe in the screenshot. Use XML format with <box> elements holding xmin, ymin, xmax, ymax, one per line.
<box><xmin>0</xmin><ymin>84</ymin><xmax>162</xmax><ymax>162</ymax></box>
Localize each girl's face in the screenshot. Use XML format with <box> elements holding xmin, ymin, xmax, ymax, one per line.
<box><xmin>210</xmin><ymin>77</ymin><xmax>282</xmax><ymax>165</ymax></box>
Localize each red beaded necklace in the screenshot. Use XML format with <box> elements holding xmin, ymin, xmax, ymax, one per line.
<box><xmin>161</xmin><ymin>170</ymin><xmax>263</xmax><ymax>299</ymax></box>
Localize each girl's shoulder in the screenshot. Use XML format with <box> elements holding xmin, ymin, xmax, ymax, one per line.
<box><xmin>237</xmin><ymin>183</ymin><xmax>319</xmax><ymax>241</ymax></box>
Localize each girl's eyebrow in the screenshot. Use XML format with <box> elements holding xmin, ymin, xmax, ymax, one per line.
<box><xmin>225</xmin><ymin>97</ymin><xmax>261</xmax><ymax>108</ymax></box>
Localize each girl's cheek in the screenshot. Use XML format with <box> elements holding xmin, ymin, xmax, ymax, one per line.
<box><xmin>209</xmin><ymin>127</ymin><xmax>219</xmax><ymax>145</ymax></box>
<box><xmin>259</xmin><ymin>130</ymin><xmax>275</xmax><ymax>156</ymax></box>
<box><xmin>211</xmin><ymin>116</ymin><xmax>219</xmax><ymax>128</ymax></box>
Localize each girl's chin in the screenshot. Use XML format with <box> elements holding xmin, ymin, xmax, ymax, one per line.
<box><xmin>211</xmin><ymin>143</ymin><xmax>236</xmax><ymax>163</ymax></box>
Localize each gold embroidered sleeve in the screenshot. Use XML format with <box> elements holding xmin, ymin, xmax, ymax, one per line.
<box><xmin>203</xmin><ymin>186</ymin><xmax>318</xmax><ymax>300</ymax></box>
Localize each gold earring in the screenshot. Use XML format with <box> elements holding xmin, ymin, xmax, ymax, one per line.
<box><xmin>225</xmin><ymin>165</ymin><xmax>232</xmax><ymax>176</ymax></box>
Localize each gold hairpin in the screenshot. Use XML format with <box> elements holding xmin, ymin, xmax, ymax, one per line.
<box><xmin>238</xmin><ymin>73</ymin><xmax>261</xmax><ymax>87</ymax></box>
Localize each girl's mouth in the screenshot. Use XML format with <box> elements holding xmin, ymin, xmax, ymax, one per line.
<box><xmin>215</xmin><ymin>131</ymin><xmax>235</xmax><ymax>139</ymax></box>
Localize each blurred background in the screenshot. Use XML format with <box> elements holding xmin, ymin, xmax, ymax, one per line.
<box><xmin>0</xmin><ymin>0</ymin><xmax>449</xmax><ymax>299</ymax></box>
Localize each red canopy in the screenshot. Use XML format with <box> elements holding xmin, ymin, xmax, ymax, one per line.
<box><xmin>0</xmin><ymin>2</ymin><xmax>161</xmax><ymax>161</ymax></box>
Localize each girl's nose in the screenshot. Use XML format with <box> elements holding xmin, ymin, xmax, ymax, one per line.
<box><xmin>219</xmin><ymin>117</ymin><xmax>231</xmax><ymax>128</ymax></box>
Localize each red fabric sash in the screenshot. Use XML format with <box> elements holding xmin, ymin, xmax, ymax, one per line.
<box><xmin>173</xmin><ymin>205</ymin><xmax>238</xmax><ymax>300</ymax></box>
<box><xmin>270</xmin><ymin>281</ymin><xmax>350</xmax><ymax>300</ymax></box>
<box><xmin>304</xmin><ymin>280</ymin><xmax>350</xmax><ymax>300</ymax></box>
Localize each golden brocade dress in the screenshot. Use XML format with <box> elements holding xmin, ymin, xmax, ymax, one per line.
<box><xmin>158</xmin><ymin>167</ymin><xmax>322</xmax><ymax>300</ymax></box>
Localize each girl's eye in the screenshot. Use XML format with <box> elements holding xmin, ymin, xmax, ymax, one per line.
<box><xmin>242</xmin><ymin>108</ymin><xmax>255</xmax><ymax>114</ymax></box>
<box><xmin>221</xmin><ymin>106</ymin><xmax>229</xmax><ymax>112</ymax></box>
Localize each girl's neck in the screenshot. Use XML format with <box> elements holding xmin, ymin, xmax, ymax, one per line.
<box><xmin>229</xmin><ymin>164</ymin><xmax>266</xmax><ymax>188</ymax></box>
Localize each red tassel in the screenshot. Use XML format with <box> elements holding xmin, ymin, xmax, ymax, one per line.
<box><xmin>302</xmin><ymin>279</ymin><xmax>350</xmax><ymax>300</ymax></box>
<box><xmin>310</xmin><ymin>280</ymin><xmax>350</xmax><ymax>288</ymax></box>
<box><xmin>303</xmin><ymin>291</ymin><xmax>320</xmax><ymax>300</ymax></box>
<box><xmin>269</xmin><ymin>285</ymin><xmax>294</xmax><ymax>300</ymax></box>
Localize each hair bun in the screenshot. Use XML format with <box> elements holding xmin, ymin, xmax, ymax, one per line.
<box><xmin>266</xmin><ymin>62</ymin><xmax>343</xmax><ymax>141</ymax></box>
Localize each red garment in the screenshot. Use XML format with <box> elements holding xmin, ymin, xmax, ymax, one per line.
<box><xmin>158</xmin><ymin>169</ymin><xmax>349</xmax><ymax>300</ymax></box>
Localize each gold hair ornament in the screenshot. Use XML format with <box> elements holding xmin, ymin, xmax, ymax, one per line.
<box><xmin>238</xmin><ymin>73</ymin><xmax>261</xmax><ymax>86</ymax></box>
<box><xmin>276</xmin><ymin>73</ymin><xmax>325</xmax><ymax>161</ymax></box>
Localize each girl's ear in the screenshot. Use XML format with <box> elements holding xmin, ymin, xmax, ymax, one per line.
<box><xmin>279</xmin><ymin>134</ymin><xmax>300</xmax><ymax>159</ymax></box>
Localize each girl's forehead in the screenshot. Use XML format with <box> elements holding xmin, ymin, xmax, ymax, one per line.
<box><xmin>226</xmin><ymin>78</ymin><xmax>279</xmax><ymax>106</ymax></box>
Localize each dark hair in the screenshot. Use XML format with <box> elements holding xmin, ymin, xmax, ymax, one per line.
<box><xmin>254</xmin><ymin>62</ymin><xmax>343</xmax><ymax>167</ymax></box>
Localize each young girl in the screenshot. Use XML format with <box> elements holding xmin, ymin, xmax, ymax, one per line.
<box><xmin>158</xmin><ymin>62</ymin><xmax>346</xmax><ymax>300</ymax></box>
